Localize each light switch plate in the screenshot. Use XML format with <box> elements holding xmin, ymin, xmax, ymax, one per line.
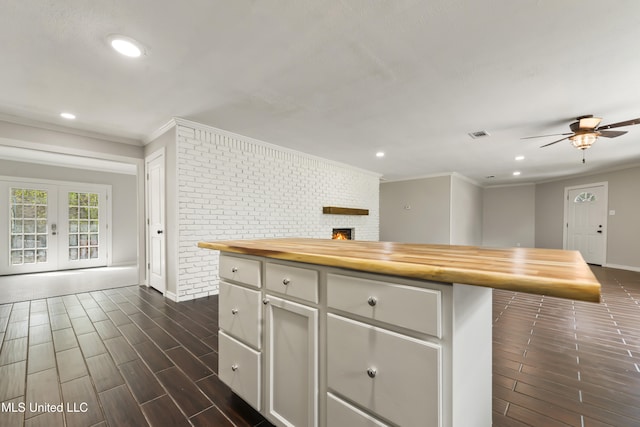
<box><xmin>609</xmin><ymin>210</ymin><xmax>616</xmax><ymax>215</ymax></box>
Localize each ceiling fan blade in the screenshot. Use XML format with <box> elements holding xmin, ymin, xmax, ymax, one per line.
<box><xmin>540</xmin><ymin>136</ymin><xmax>570</xmax><ymax>148</ymax></box>
<box><xmin>598</xmin><ymin>130</ymin><xmax>627</xmax><ymax>138</ymax></box>
<box><xmin>521</xmin><ymin>133</ymin><xmax>572</xmax><ymax>140</ymax></box>
<box><xmin>597</xmin><ymin>117</ymin><xmax>640</xmax><ymax>130</ymax></box>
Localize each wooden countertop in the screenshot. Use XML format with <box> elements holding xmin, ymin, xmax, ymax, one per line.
<box><xmin>197</xmin><ymin>238</ymin><xmax>601</xmax><ymax>302</ymax></box>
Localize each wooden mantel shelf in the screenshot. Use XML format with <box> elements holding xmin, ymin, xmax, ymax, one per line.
<box><xmin>322</xmin><ymin>206</ymin><xmax>369</xmax><ymax>215</ymax></box>
<box><xmin>197</xmin><ymin>238</ymin><xmax>601</xmax><ymax>302</ymax></box>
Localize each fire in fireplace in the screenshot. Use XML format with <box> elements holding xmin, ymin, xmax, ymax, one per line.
<box><xmin>332</xmin><ymin>228</ymin><xmax>354</xmax><ymax>240</ymax></box>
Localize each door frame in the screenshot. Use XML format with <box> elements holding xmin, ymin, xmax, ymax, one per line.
<box><xmin>563</xmin><ymin>181</ymin><xmax>608</xmax><ymax>264</ymax></box>
<box><xmin>1</xmin><ymin>175</ymin><xmax>112</xmax><ymax>275</ymax></box>
<box><xmin>145</xmin><ymin>148</ymin><xmax>166</xmax><ymax>294</ymax></box>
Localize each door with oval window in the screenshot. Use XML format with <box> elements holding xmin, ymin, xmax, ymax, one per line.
<box><xmin>565</xmin><ymin>183</ymin><xmax>607</xmax><ymax>265</ymax></box>
<box><xmin>0</xmin><ymin>179</ymin><xmax>110</xmax><ymax>275</ymax></box>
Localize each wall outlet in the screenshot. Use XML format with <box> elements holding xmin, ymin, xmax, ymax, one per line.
<box><xmin>609</xmin><ymin>210</ymin><xmax>616</xmax><ymax>216</ymax></box>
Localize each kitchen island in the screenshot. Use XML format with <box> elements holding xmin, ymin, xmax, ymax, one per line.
<box><xmin>198</xmin><ymin>238</ymin><xmax>601</xmax><ymax>427</ymax></box>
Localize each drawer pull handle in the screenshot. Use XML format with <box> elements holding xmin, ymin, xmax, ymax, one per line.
<box><xmin>231</xmin><ymin>308</ymin><xmax>238</xmax><ymax>315</ymax></box>
<box><xmin>367</xmin><ymin>296</ymin><xmax>377</xmax><ymax>307</ymax></box>
<box><xmin>367</xmin><ymin>368</ymin><xmax>377</xmax><ymax>378</ymax></box>
<box><xmin>231</xmin><ymin>267</ymin><xmax>238</xmax><ymax>273</ymax></box>
<box><xmin>231</xmin><ymin>364</ymin><xmax>238</xmax><ymax>372</ymax></box>
<box><xmin>282</xmin><ymin>278</ymin><xmax>290</xmax><ymax>285</ymax></box>
<box><xmin>263</xmin><ymin>298</ymin><xmax>270</xmax><ymax>305</ymax></box>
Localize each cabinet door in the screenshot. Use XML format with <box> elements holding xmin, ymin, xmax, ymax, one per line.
<box><xmin>219</xmin><ymin>331</ymin><xmax>261</xmax><ymax>410</ymax></box>
<box><xmin>219</xmin><ymin>281</ymin><xmax>261</xmax><ymax>349</ymax></box>
<box><xmin>264</xmin><ymin>295</ymin><xmax>318</xmax><ymax>427</ymax></box>
<box><xmin>327</xmin><ymin>393</ymin><xmax>389</xmax><ymax>427</ymax></box>
<box><xmin>327</xmin><ymin>314</ymin><xmax>441</xmax><ymax>427</ymax></box>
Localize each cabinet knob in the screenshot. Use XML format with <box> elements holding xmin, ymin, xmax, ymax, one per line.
<box><xmin>367</xmin><ymin>367</ymin><xmax>377</xmax><ymax>378</ymax></box>
<box><xmin>263</xmin><ymin>298</ymin><xmax>270</xmax><ymax>305</ymax></box>
<box><xmin>282</xmin><ymin>278</ymin><xmax>290</xmax><ymax>285</ymax></box>
<box><xmin>231</xmin><ymin>308</ymin><xmax>238</xmax><ymax>315</ymax></box>
<box><xmin>231</xmin><ymin>267</ymin><xmax>238</xmax><ymax>273</ymax></box>
<box><xmin>231</xmin><ymin>364</ymin><xmax>238</xmax><ymax>372</ymax></box>
<box><xmin>367</xmin><ymin>296</ymin><xmax>377</xmax><ymax>307</ymax></box>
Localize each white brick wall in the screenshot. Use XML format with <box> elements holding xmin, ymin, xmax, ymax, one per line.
<box><xmin>175</xmin><ymin>122</ymin><xmax>380</xmax><ymax>300</ymax></box>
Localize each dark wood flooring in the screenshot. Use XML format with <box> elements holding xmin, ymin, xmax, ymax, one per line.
<box><xmin>0</xmin><ymin>265</ymin><xmax>638</xmax><ymax>426</ymax></box>
<box><xmin>493</xmin><ymin>266</ymin><xmax>640</xmax><ymax>426</ymax></box>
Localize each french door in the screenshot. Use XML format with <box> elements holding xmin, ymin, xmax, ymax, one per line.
<box><xmin>0</xmin><ymin>178</ymin><xmax>110</xmax><ymax>275</ymax></box>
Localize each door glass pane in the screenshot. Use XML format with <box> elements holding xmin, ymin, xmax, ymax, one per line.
<box><xmin>574</xmin><ymin>192</ymin><xmax>596</xmax><ymax>203</ymax></box>
<box><xmin>68</xmin><ymin>191</ymin><xmax>99</xmax><ymax>261</ymax></box>
<box><xmin>9</xmin><ymin>188</ymin><xmax>48</xmax><ymax>265</ymax></box>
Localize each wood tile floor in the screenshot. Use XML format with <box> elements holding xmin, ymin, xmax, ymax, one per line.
<box><xmin>0</xmin><ymin>265</ymin><xmax>638</xmax><ymax>426</ymax></box>
<box><xmin>493</xmin><ymin>266</ymin><xmax>640</xmax><ymax>426</ymax></box>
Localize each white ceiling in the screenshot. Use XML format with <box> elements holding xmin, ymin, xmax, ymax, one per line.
<box><xmin>2</xmin><ymin>1</ymin><xmax>640</xmax><ymax>184</ymax></box>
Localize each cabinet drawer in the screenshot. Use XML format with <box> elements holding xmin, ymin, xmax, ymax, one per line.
<box><xmin>327</xmin><ymin>273</ymin><xmax>441</xmax><ymax>337</ymax></box>
<box><xmin>327</xmin><ymin>393</ymin><xmax>389</xmax><ymax>427</ymax></box>
<box><xmin>220</xmin><ymin>255</ymin><xmax>261</xmax><ymax>288</ymax></box>
<box><xmin>219</xmin><ymin>331</ymin><xmax>261</xmax><ymax>411</ymax></box>
<box><xmin>219</xmin><ymin>281</ymin><xmax>261</xmax><ymax>349</ymax></box>
<box><xmin>265</xmin><ymin>262</ymin><xmax>319</xmax><ymax>303</ymax></box>
<box><xmin>327</xmin><ymin>314</ymin><xmax>441</xmax><ymax>427</ymax></box>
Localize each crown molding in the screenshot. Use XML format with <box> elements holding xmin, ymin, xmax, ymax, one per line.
<box><xmin>536</xmin><ymin>161</ymin><xmax>640</xmax><ymax>185</ymax></box>
<box><xmin>143</xmin><ymin>118</ymin><xmax>177</xmax><ymax>144</ymax></box>
<box><xmin>0</xmin><ymin>113</ymin><xmax>142</xmax><ymax>146</ymax></box>
<box><xmin>168</xmin><ymin>117</ymin><xmax>382</xmax><ymax>178</ymax></box>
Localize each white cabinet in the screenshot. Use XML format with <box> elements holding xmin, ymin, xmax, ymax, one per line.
<box><xmin>215</xmin><ymin>253</ymin><xmax>492</xmax><ymax>427</ymax></box>
<box><xmin>266</xmin><ymin>262</ymin><xmax>319</xmax><ymax>303</ymax></box>
<box><xmin>264</xmin><ymin>295</ymin><xmax>318</xmax><ymax>427</ymax></box>
<box><xmin>327</xmin><ymin>314</ymin><xmax>441</xmax><ymax>427</ymax></box>
<box><xmin>217</xmin><ymin>254</ymin><xmax>263</xmax><ymax>412</ymax></box>
<box><xmin>326</xmin><ymin>393</ymin><xmax>389</xmax><ymax>427</ymax></box>
<box><xmin>327</xmin><ymin>273</ymin><xmax>442</xmax><ymax>337</ymax></box>
<box><xmin>219</xmin><ymin>281</ymin><xmax>262</xmax><ymax>349</ymax></box>
<box><xmin>218</xmin><ymin>331</ymin><xmax>261</xmax><ymax>410</ymax></box>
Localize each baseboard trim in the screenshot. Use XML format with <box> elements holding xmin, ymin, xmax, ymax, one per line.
<box><xmin>167</xmin><ymin>289</ymin><xmax>220</xmax><ymax>302</ymax></box>
<box><xmin>604</xmin><ymin>263</ymin><xmax>640</xmax><ymax>273</ymax></box>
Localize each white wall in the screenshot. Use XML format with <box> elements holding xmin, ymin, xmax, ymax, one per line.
<box><xmin>174</xmin><ymin>122</ymin><xmax>380</xmax><ymax>301</ymax></box>
<box><xmin>450</xmin><ymin>174</ymin><xmax>482</xmax><ymax>246</ymax></box>
<box><xmin>535</xmin><ymin>165</ymin><xmax>640</xmax><ymax>270</ymax></box>
<box><xmin>0</xmin><ymin>120</ymin><xmax>142</xmax><ymax>160</ymax></box>
<box><xmin>380</xmin><ymin>175</ymin><xmax>451</xmax><ymax>243</ymax></box>
<box><xmin>482</xmin><ymin>184</ymin><xmax>535</xmax><ymax>248</ymax></box>
<box><xmin>380</xmin><ymin>174</ymin><xmax>482</xmax><ymax>245</ymax></box>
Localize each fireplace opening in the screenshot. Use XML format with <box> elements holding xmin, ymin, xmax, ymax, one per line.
<box><xmin>332</xmin><ymin>228</ymin><xmax>354</xmax><ymax>240</ymax></box>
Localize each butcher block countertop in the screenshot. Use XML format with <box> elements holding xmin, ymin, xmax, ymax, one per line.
<box><xmin>197</xmin><ymin>238</ymin><xmax>601</xmax><ymax>303</ymax></box>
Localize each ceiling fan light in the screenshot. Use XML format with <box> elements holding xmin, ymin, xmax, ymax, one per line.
<box><xmin>569</xmin><ymin>133</ymin><xmax>597</xmax><ymax>150</ymax></box>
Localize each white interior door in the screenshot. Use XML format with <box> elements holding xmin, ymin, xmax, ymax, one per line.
<box><xmin>146</xmin><ymin>150</ymin><xmax>166</xmax><ymax>293</ymax></box>
<box><xmin>565</xmin><ymin>184</ymin><xmax>607</xmax><ymax>265</ymax></box>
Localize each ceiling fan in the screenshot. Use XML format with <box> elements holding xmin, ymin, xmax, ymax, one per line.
<box><xmin>522</xmin><ymin>114</ymin><xmax>640</xmax><ymax>150</ymax></box>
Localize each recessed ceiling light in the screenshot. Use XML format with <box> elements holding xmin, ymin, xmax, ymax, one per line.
<box><xmin>60</xmin><ymin>112</ymin><xmax>76</xmax><ymax>120</ymax></box>
<box><xmin>108</xmin><ymin>35</ymin><xmax>144</xmax><ymax>58</ymax></box>
<box><xmin>376</xmin><ymin>151</ymin><xmax>385</xmax><ymax>158</ymax></box>
<box><xmin>513</xmin><ymin>171</ymin><xmax>521</xmax><ymax>176</ymax></box>
<box><xmin>515</xmin><ymin>155</ymin><xmax>525</xmax><ymax>161</ymax></box>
